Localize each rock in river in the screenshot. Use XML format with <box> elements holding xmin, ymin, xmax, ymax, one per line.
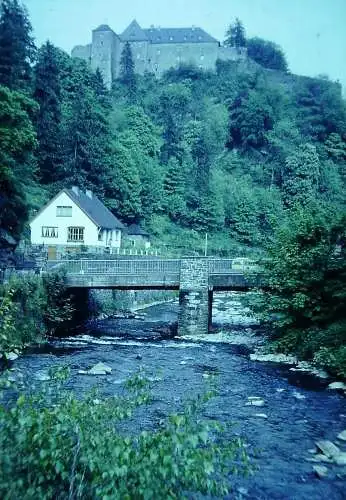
<box><xmin>313</xmin><ymin>465</ymin><xmax>328</xmax><ymax>478</ymax></box>
<box><xmin>79</xmin><ymin>362</ymin><xmax>112</xmax><ymax>375</ymax></box>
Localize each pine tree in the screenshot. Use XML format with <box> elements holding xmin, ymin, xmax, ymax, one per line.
<box><xmin>224</xmin><ymin>18</ymin><xmax>246</xmax><ymax>49</ymax></box>
<box><xmin>34</xmin><ymin>42</ymin><xmax>63</xmax><ymax>184</ymax></box>
<box><xmin>163</xmin><ymin>157</ymin><xmax>186</xmax><ymax>220</ymax></box>
<box><xmin>0</xmin><ymin>0</ymin><xmax>35</xmax><ymax>90</ymax></box>
<box><xmin>119</xmin><ymin>41</ymin><xmax>137</xmax><ymax>101</ymax></box>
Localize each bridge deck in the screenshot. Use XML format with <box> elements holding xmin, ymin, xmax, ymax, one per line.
<box><xmin>55</xmin><ymin>259</ymin><xmax>260</xmax><ymax>290</ymax></box>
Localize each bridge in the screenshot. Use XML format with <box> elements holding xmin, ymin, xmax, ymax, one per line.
<box><xmin>58</xmin><ymin>258</ymin><xmax>261</xmax><ymax>336</ymax></box>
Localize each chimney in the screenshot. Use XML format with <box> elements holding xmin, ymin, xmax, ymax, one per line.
<box><xmin>71</xmin><ymin>186</ymin><xmax>79</xmax><ymax>196</ymax></box>
<box><xmin>86</xmin><ymin>190</ymin><xmax>93</xmax><ymax>199</ymax></box>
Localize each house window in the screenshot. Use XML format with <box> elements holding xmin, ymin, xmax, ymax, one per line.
<box><xmin>68</xmin><ymin>227</ymin><xmax>84</xmax><ymax>242</ymax></box>
<box><xmin>98</xmin><ymin>231</ymin><xmax>103</xmax><ymax>241</ymax></box>
<box><xmin>41</xmin><ymin>226</ymin><xmax>58</xmax><ymax>238</ymax></box>
<box><xmin>56</xmin><ymin>206</ymin><xmax>72</xmax><ymax>217</ymax></box>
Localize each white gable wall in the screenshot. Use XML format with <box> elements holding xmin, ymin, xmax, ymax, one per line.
<box><xmin>30</xmin><ymin>191</ymin><xmax>121</xmax><ymax>248</ymax></box>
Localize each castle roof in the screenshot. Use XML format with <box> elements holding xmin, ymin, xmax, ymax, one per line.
<box><xmin>93</xmin><ymin>24</ymin><xmax>113</xmax><ymax>32</ymax></box>
<box><xmin>144</xmin><ymin>26</ymin><xmax>218</xmax><ymax>44</ymax></box>
<box><xmin>120</xmin><ymin>20</ymin><xmax>148</xmax><ymax>42</ymax></box>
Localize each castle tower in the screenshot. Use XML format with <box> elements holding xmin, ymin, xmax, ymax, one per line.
<box><xmin>91</xmin><ymin>24</ymin><xmax>119</xmax><ymax>89</ymax></box>
<box><xmin>119</xmin><ymin>20</ymin><xmax>149</xmax><ymax>76</ymax></box>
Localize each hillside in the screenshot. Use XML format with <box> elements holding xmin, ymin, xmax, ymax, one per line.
<box><xmin>1</xmin><ymin>1</ymin><xmax>346</xmax><ymax>374</ymax></box>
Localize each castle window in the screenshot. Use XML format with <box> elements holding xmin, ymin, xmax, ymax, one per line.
<box><xmin>200</xmin><ymin>55</ymin><xmax>205</xmax><ymax>61</ymax></box>
<box><xmin>157</xmin><ymin>49</ymin><xmax>161</xmax><ymax>55</ymax></box>
<box><xmin>137</xmin><ymin>53</ymin><xmax>141</xmax><ymax>59</ymax></box>
<box><xmin>169</xmin><ymin>36</ymin><xmax>174</xmax><ymax>41</ymax></box>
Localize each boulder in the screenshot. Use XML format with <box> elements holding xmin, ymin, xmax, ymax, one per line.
<box><xmin>313</xmin><ymin>465</ymin><xmax>328</xmax><ymax>478</ymax></box>
<box><xmin>327</xmin><ymin>382</ymin><xmax>346</xmax><ymax>391</ymax></box>
<box><xmin>79</xmin><ymin>362</ymin><xmax>112</xmax><ymax>376</ymax></box>
<box><xmin>5</xmin><ymin>352</ymin><xmax>19</xmax><ymax>361</ymax></box>
<box><xmin>335</xmin><ymin>453</ymin><xmax>346</xmax><ymax>466</ymax></box>
<box><xmin>246</xmin><ymin>399</ymin><xmax>265</xmax><ymax>407</ymax></box>
<box><xmin>337</xmin><ymin>430</ymin><xmax>346</xmax><ymax>442</ymax></box>
<box><xmin>315</xmin><ymin>440</ymin><xmax>340</xmax><ymax>459</ymax></box>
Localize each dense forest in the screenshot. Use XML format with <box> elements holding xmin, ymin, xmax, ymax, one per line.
<box><xmin>0</xmin><ymin>1</ymin><xmax>346</xmax><ymax>374</ymax></box>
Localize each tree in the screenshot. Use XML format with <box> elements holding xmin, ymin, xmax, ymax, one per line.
<box><xmin>247</xmin><ymin>37</ymin><xmax>288</xmax><ymax>72</ymax></box>
<box><xmin>224</xmin><ymin>18</ymin><xmax>246</xmax><ymax>48</ymax></box>
<box><xmin>107</xmin><ymin>141</ymin><xmax>142</xmax><ymax>223</ymax></box>
<box><xmin>282</xmin><ymin>144</ymin><xmax>320</xmax><ymax>207</ymax></box>
<box><xmin>163</xmin><ymin>157</ymin><xmax>186</xmax><ymax>220</ymax></box>
<box><xmin>34</xmin><ymin>42</ymin><xmax>64</xmax><ymax>184</ymax></box>
<box><xmin>159</xmin><ymin>83</ymin><xmax>192</xmax><ymax>164</ymax></box>
<box><xmin>247</xmin><ymin>205</ymin><xmax>346</xmax><ymax>376</ymax></box>
<box><xmin>228</xmin><ymin>89</ymin><xmax>278</xmax><ymax>149</ymax></box>
<box><xmin>0</xmin><ymin>85</ymin><xmax>38</xmax><ymax>236</ymax></box>
<box><xmin>60</xmin><ymin>59</ymin><xmax>113</xmax><ymax>194</ymax></box>
<box><xmin>119</xmin><ymin>41</ymin><xmax>137</xmax><ymax>101</ymax></box>
<box><xmin>0</xmin><ymin>0</ymin><xmax>35</xmax><ymax>90</ymax></box>
<box><xmin>295</xmin><ymin>78</ymin><xmax>346</xmax><ymax>141</ymax></box>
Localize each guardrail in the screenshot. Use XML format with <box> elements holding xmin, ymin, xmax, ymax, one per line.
<box><xmin>59</xmin><ymin>259</ymin><xmax>181</xmax><ymax>275</ymax></box>
<box><xmin>50</xmin><ymin>258</ymin><xmax>258</xmax><ymax>276</ymax></box>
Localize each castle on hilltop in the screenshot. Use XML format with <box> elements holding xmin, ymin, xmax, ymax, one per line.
<box><xmin>72</xmin><ymin>20</ymin><xmax>246</xmax><ymax>88</ymax></box>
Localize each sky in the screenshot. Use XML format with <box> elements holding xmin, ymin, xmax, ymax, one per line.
<box><xmin>24</xmin><ymin>0</ymin><xmax>346</xmax><ymax>91</ymax></box>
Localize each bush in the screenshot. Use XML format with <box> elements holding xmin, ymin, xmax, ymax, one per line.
<box><xmin>247</xmin><ymin>37</ymin><xmax>288</xmax><ymax>72</ymax></box>
<box><xmin>0</xmin><ymin>271</ymin><xmax>74</xmax><ymax>354</ymax></box>
<box><xmin>0</xmin><ymin>370</ymin><xmax>251</xmax><ymax>499</ymax></box>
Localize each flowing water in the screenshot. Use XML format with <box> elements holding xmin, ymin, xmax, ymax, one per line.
<box><xmin>7</xmin><ymin>293</ymin><xmax>346</xmax><ymax>499</ymax></box>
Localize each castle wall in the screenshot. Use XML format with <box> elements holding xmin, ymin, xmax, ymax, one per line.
<box><xmin>217</xmin><ymin>46</ymin><xmax>247</xmax><ymax>61</ymax></box>
<box><xmin>71</xmin><ymin>44</ymin><xmax>91</xmax><ymax>62</ymax></box>
<box><xmin>71</xmin><ymin>25</ymin><xmax>247</xmax><ymax>87</ymax></box>
<box><xmin>118</xmin><ymin>40</ymin><xmax>150</xmax><ymax>77</ymax></box>
<box><xmin>91</xmin><ymin>29</ymin><xmax>118</xmax><ymax>89</ymax></box>
<box><xmin>147</xmin><ymin>41</ymin><xmax>219</xmax><ymax>76</ymax></box>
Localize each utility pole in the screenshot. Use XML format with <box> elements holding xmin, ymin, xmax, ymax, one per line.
<box><xmin>204</xmin><ymin>233</ymin><xmax>208</xmax><ymax>257</ymax></box>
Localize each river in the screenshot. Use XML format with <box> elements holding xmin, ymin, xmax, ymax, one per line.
<box><xmin>7</xmin><ymin>292</ymin><xmax>346</xmax><ymax>499</ymax></box>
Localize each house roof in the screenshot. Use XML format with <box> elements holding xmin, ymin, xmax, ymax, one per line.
<box><xmin>65</xmin><ymin>189</ymin><xmax>124</xmax><ymax>230</ymax></box>
<box><xmin>127</xmin><ymin>224</ymin><xmax>150</xmax><ymax>237</ymax></box>
<box><xmin>30</xmin><ymin>188</ymin><xmax>124</xmax><ymax>230</ymax></box>
<box><xmin>144</xmin><ymin>26</ymin><xmax>218</xmax><ymax>44</ymax></box>
<box><xmin>120</xmin><ymin>20</ymin><xmax>148</xmax><ymax>42</ymax></box>
<box><xmin>93</xmin><ymin>24</ymin><xmax>114</xmax><ymax>32</ymax></box>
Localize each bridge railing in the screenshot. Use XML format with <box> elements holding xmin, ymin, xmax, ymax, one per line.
<box><xmin>208</xmin><ymin>259</ymin><xmax>234</xmax><ymax>274</ymax></box>
<box><xmin>60</xmin><ymin>259</ymin><xmax>181</xmax><ymax>275</ymax></box>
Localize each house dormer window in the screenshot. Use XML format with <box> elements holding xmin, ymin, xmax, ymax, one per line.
<box><xmin>57</xmin><ymin>206</ymin><xmax>72</xmax><ymax>217</ymax></box>
<box><xmin>68</xmin><ymin>227</ymin><xmax>84</xmax><ymax>242</ymax></box>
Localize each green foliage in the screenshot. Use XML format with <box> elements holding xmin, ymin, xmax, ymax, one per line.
<box><xmin>119</xmin><ymin>41</ymin><xmax>137</xmax><ymax>102</ymax></box>
<box><xmin>247</xmin><ymin>205</ymin><xmax>346</xmax><ymax>376</ymax></box>
<box><xmin>224</xmin><ymin>18</ymin><xmax>246</xmax><ymax>48</ymax></box>
<box><xmin>0</xmin><ymin>374</ymin><xmax>250</xmax><ymax>499</ymax></box>
<box><xmin>0</xmin><ymin>0</ymin><xmax>35</xmax><ymax>90</ymax></box>
<box><xmin>295</xmin><ymin>77</ymin><xmax>346</xmax><ymax>141</ymax></box>
<box><xmin>34</xmin><ymin>41</ymin><xmax>64</xmax><ymax>184</ymax></box>
<box><xmin>282</xmin><ymin>144</ymin><xmax>320</xmax><ymax>207</ymax></box>
<box><xmin>0</xmin><ymin>272</ymin><xmax>74</xmax><ymax>354</ymax></box>
<box><xmin>0</xmin><ymin>85</ymin><xmax>38</xmax><ymax>236</ymax></box>
<box><xmin>247</xmin><ymin>37</ymin><xmax>288</xmax><ymax>72</ymax></box>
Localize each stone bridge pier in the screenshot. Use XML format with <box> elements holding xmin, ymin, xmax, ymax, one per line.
<box><xmin>178</xmin><ymin>259</ymin><xmax>212</xmax><ymax>336</ymax></box>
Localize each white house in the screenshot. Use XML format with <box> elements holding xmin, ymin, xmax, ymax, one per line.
<box><xmin>30</xmin><ymin>187</ymin><xmax>124</xmax><ymax>258</ymax></box>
